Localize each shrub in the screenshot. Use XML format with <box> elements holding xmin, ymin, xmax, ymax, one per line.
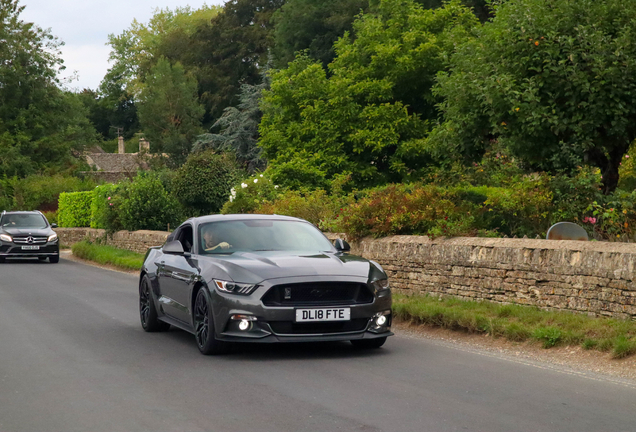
<box><xmin>172</xmin><ymin>151</ymin><xmax>241</xmax><ymax>216</ymax></box>
<box><xmin>9</xmin><ymin>174</ymin><xmax>95</xmax><ymax>211</ymax></box>
<box><xmin>115</xmin><ymin>174</ymin><xmax>183</xmax><ymax>231</ymax></box>
<box><xmin>221</xmin><ymin>172</ymin><xmax>282</xmax><ymax>214</ymax></box>
<box><xmin>41</xmin><ymin>211</ymin><xmax>57</xmax><ymax>225</ymax></box>
<box><xmin>90</xmin><ymin>184</ymin><xmax>119</xmax><ymax>229</ymax></box>
<box><xmin>58</xmin><ymin>191</ymin><xmax>93</xmax><ymax>227</ymax></box>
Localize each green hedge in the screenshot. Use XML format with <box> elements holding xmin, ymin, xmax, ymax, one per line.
<box><xmin>58</xmin><ymin>191</ymin><xmax>93</xmax><ymax>227</ymax></box>
<box><xmin>90</xmin><ymin>184</ymin><xmax>118</xmax><ymax>229</ymax></box>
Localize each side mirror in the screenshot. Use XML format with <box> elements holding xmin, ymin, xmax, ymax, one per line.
<box><xmin>334</xmin><ymin>238</ymin><xmax>350</xmax><ymax>252</ymax></box>
<box><xmin>51</xmin><ymin>223</ymin><xmax>58</xmax><ymax>228</ymax></box>
<box><xmin>163</xmin><ymin>240</ymin><xmax>188</xmax><ymax>256</ymax></box>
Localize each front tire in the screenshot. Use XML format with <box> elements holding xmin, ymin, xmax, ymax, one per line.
<box><xmin>0</xmin><ymin>257</ymin><xmax>5</xmax><ymax>263</ymax></box>
<box><xmin>139</xmin><ymin>276</ymin><xmax>170</xmax><ymax>332</ymax></box>
<box><xmin>193</xmin><ymin>288</ymin><xmax>227</xmax><ymax>355</ymax></box>
<box><xmin>351</xmin><ymin>337</ymin><xmax>387</xmax><ymax>349</ymax></box>
<box><xmin>49</xmin><ymin>255</ymin><xmax>59</xmax><ymax>263</ymax></box>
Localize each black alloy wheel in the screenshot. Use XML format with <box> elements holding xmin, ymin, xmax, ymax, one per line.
<box><xmin>194</xmin><ymin>288</ymin><xmax>227</xmax><ymax>355</ymax></box>
<box><xmin>351</xmin><ymin>336</ymin><xmax>387</xmax><ymax>349</ymax></box>
<box><xmin>139</xmin><ymin>276</ymin><xmax>170</xmax><ymax>332</ymax></box>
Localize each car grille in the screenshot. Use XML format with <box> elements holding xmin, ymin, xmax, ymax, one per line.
<box><xmin>261</xmin><ymin>282</ymin><xmax>374</xmax><ymax>306</ymax></box>
<box><xmin>268</xmin><ymin>318</ymin><xmax>369</xmax><ymax>335</ymax></box>
<box><xmin>12</xmin><ymin>236</ymin><xmax>48</xmax><ymax>245</ymax></box>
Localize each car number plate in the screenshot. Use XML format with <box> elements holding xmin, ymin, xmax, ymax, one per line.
<box><xmin>295</xmin><ymin>308</ymin><xmax>350</xmax><ymax>322</ymax></box>
<box><xmin>21</xmin><ymin>246</ymin><xmax>40</xmax><ymax>250</ymax></box>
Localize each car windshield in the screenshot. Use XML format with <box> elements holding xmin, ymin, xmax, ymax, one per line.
<box><xmin>1</xmin><ymin>213</ymin><xmax>48</xmax><ymax>229</ymax></box>
<box><xmin>198</xmin><ymin>220</ymin><xmax>334</xmax><ymax>254</ymax></box>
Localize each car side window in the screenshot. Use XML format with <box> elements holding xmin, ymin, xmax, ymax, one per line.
<box><xmin>176</xmin><ymin>224</ymin><xmax>194</xmax><ymax>253</ymax></box>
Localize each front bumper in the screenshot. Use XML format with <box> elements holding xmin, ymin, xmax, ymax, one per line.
<box><xmin>0</xmin><ymin>241</ymin><xmax>59</xmax><ymax>258</ymax></box>
<box><xmin>210</xmin><ymin>275</ymin><xmax>393</xmax><ymax>343</ymax></box>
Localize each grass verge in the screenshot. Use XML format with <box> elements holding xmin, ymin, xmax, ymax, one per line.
<box><xmin>71</xmin><ymin>240</ymin><xmax>144</xmax><ymax>271</ymax></box>
<box><xmin>393</xmin><ymin>294</ymin><xmax>636</xmax><ymax>359</ymax></box>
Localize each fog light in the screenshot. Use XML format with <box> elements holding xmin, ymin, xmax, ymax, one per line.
<box><xmin>238</xmin><ymin>320</ymin><xmax>250</xmax><ymax>331</ymax></box>
<box><xmin>376</xmin><ymin>315</ymin><xmax>387</xmax><ymax>326</ymax></box>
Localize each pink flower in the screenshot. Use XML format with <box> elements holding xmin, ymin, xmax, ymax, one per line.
<box><xmin>626</xmin><ymin>155</ymin><xmax>630</xmax><ymax>159</ymax></box>
<box><xmin>109</xmin><ymin>203</ymin><xmax>113</xmax><ymax>206</ymax></box>
<box><xmin>590</xmin><ymin>217</ymin><xmax>597</xmax><ymax>224</ymax></box>
<box><xmin>107</xmin><ymin>197</ymin><xmax>111</xmax><ymax>200</ymax></box>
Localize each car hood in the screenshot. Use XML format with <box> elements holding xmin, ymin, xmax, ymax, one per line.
<box><xmin>2</xmin><ymin>228</ymin><xmax>51</xmax><ymax>236</ymax></box>
<box><xmin>199</xmin><ymin>251</ymin><xmax>381</xmax><ymax>284</ymax></box>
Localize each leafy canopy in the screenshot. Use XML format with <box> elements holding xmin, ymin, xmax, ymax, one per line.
<box><xmin>259</xmin><ymin>0</ymin><xmax>478</xmax><ymax>189</ymax></box>
<box><xmin>432</xmin><ymin>0</ymin><xmax>636</xmax><ymax>194</ymax></box>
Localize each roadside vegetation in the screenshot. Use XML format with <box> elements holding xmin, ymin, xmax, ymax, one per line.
<box><xmin>394</xmin><ymin>294</ymin><xmax>636</xmax><ymax>359</ymax></box>
<box><xmin>71</xmin><ymin>240</ymin><xmax>144</xmax><ymax>271</ymax></box>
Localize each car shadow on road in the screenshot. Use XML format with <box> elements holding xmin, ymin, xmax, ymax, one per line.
<box><xmin>163</xmin><ymin>326</ymin><xmax>392</xmax><ymax>361</ymax></box>
<box><xmin>0</xmin><ymin>258</ymin><xmax>53</xmax><ymax>264</ymax></box>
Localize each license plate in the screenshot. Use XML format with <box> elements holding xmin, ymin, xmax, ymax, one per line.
<box><xmin>21</xmin><ymin>246</ymin><xmax>40</xmax><ymax>250</ymax></box>
<box><xmin>295</xmin><ymin>308</ymin><xmax>350</xmax><ymax>322</ymax></box>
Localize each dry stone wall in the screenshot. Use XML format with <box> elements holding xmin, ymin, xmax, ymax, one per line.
<box><xmin>56</xmin><ymin>228</ymin><xmax>636</xmax><ymax>319</ymax></box>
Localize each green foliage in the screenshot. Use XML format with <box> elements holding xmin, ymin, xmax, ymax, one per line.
<box><xmin>41</xmin><ymin>211</ymin><xmax>57</xmax><ymax>226</ymax></box>
<box><xmin>90</xmin><ymin>184</ymin><xmax>119</xmax><ymax>229</ymax></box>
<box><xmin>71</xmin><ymin>240</ymin><xmax>145</xmax><ymax>271</ymax></box>
<box><xmin>432</xmin><ymin>0</ymin><xmax>636</xmax><ymax>194</ymax></box>
<box><xmin>114</xmin><ymin>174</ymin><xmax>183</xmax><ymax>231</ymax></box>
<box><xmin>259</xmin><ymin>0</ymin><xmax>478</xmax><ymax>190</ymax></box>
<box><xmin>192</xmin><ymin>63</ymin><xmax>271</xmax><ymax>172</ymax></box>
<box><xmin>172</xmin><ymin>151</ymin><xmax>241</xmax><ymax>215</ymax></box>
<box><xmin>221</xmin><ymin>172</ymin><xmax>282</xmax><ymax>214</ymax></box>
<box><xmin>393</xmin><ymin>294</ymin><xmax>636</xmax><ymax>357</ymax></box>
<box><xmin>272</xmin><ymin>0</ymin><xmax>369</xmax><ymax>68</ymax></box>
<box><xmin>9</xmin><ymin>175</ymin><xmax>95</xmax><ymax>211</ymax></box>
<box><xmin>138</xmin><ymin>58</ymin><xmax>205</xmax><ymax>165</ymax></box>
<box><xmin>58</xmin><ymin>191</ymin><xmax>93</xmax><ymax>227</ymax></box>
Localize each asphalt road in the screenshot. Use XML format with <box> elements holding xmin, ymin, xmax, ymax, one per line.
<box><xmin>0</xmin><ymin>258</ymin><xmax>635</xmax><ymax>432</ymax></box>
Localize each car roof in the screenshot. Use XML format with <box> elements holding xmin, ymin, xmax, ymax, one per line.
<box><xmin>186</xmin><ymin>214</ymin><xmax>307</xmax><ymax>226</ymax></box>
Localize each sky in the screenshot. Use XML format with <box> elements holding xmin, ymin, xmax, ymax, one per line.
<box><xmin>19</xmin><ymin>0</ymin><xmax>225</xmax><ymax>91</ymax></box>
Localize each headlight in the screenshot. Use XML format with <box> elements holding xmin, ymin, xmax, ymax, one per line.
<box><xmin>48</xmin><ymin>233</ymin><xmax>58</xmax><ymax>242</ymax></box>
<box><xmin>371</xmin><ymin>279</ymin><xmax>390</xmax><ymax>292</ymax></box>
<box><xmin>0</xmin><ymin>234</ymin><xmax>12</xmax><ymax>242</ymax></box>
<box><xmin>213</xmin><ymin>280</ymin><xmax>258</xmax><ymax>295</ymax></box>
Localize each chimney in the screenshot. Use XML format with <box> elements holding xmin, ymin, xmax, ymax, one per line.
<box><xmin>118</xmin><ymin>136</ymin><xmax>125</xmax><ymax>154</ymax></box>
<box><xmin>139</xmin><ymin>138</ymin><xmax>150</xmax><ymax>153</ymax></box>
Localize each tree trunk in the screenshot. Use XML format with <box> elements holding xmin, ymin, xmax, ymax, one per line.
<box><xmin>600</xmin><ymin>146</ymin><xmax>627</xmax><ymax>195</ymax></box>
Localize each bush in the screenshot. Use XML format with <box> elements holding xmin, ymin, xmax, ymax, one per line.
<box><xmin>4</xmin><ymin>174</ymin><xmax>95</xmax><ymax>211</ymax></box>
<box><xmin>172</xmin><ymin>151</ymin><xmax>241</xmax><ymax>216</ymax></box>
<box><xmin>221</xmin><ymin>172</ymin><xmax>282</xmax><ymax>214</ymax></box>
<box><xmin>58</xmin><ymin>191</ymin><xmax>93</xmax><ymax>227</ymax></box>
<box><xmin>71</xmin><ymin>240</ymin><xmax>144</xmax><ymax>270</ymax></box>
<box><xmin>41</xmin><ymin>211</ymin><xmax>58</xmax><ymax>225</ymax></box>
<box><xmin>114</xmin><ymin>174</ymin><xmax>183</xmax><ymax>231</ymax></box>
<box><xmin>90</xmin><ymin>184</ymin><xmax>119</xmax><ymax>229</ymax></box>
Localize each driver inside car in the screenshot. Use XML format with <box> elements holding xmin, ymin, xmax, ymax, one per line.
<box><xmin>202</xmin><ymin>228</ymin><xmax>232</xmax><ymax>252</ymax></box>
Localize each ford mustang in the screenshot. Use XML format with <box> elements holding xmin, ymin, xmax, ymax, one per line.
<box><xmin>139</xmin><ymin>214</ymin><xmax>392</xmax><ymax>354</ymax></box>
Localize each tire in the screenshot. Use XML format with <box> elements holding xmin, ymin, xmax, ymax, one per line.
<box><xmin>49</xmin><ymin>255</ymin><xmax>59</xmax><ymax>263</ymax></box>
<box><xmin>193</xmin><ymin>288</ymin><xmax>227</xmax><ymax>355</ymax></box>
<box><xmin>0</xmin><ymin>257</ymin><xmax>4</xmax><ymax>263</ymax></box>
<box><xmin>139</xmin><ymin>276</ymin><xmax>170</xmax><ymax>332</ymax></box>
<box><xmin>351</xmin><ymin>337</ymin><xmax>387</xmax><ymax>349</ymax></box>
<box><xmin>38</xmin><ymin>256</ymin><xmax>47</xmax><ymax>262</ymax></box>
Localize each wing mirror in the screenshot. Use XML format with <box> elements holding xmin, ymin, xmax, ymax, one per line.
<box><xmin>163</xmin><ymin>240</ymin><xmax>190</xmax><ymax>256</ymax></box>
<box><xmin>334</xmin><ymin>238</ymin><xmax>350</xmax><ymax>252</ymax></box>
<box><xmin>51</xmin><ymin>223</ymin><xmax>58</xmax><ymax>228</ymax></box>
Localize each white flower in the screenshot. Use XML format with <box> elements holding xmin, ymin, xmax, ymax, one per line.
<box><xmin>241</xmin><ymin>183</ymin><xmax>248</xmax><ymax>189</ymax></box>
<box><xmin>230</xmin><ymin>188</ymin><xmax>236</xmax><ymax>197</ymax></box>
<box><xmin>254</xmin><ymin>179</ymin><xmax>258</xmax><ymax>183</ymax></box>
<box><xmin>260</xmin><ymin>174</ymin><xmax>263</xmax><ymax>177</ymax></box>
<box><xmin>274</xmin><ymin>185</ymin><xmax>279</xmax><ymax>189</ymax></box>
<box><xmin>229</xmin><ymin>196</ymin><xmax>234</xmax><ymax>202</ymax></box>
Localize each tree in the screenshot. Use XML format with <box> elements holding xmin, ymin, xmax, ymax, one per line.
<box><xmin>137</xmin><ymin>58</ymin><xmax>204</xmax><ymax>166</ymax></box>
<box><xmin>0</xmin><ymin>0</ymin><xmax>97</xmax><ymax>177</ymax></box>
<box><xmin>192</xmin><ymin>63</ymin><xmax>271</xmax><ymax>172</ymax></box>
<box><xmin>271</xmin><ymin>0</ymin><xmax>369</xmax><ymax>68</ymax></box>
<box><xmin>185</xmin><ymin>0</ymin><xmax>284</xmax><ymax>125</ymax></box>
<box><xmin>172</xmin><ymin>151</ymin><xmax>241</xmax><ymax>215</ymax></box>
<box><xmin>259</xmin><ymin>0</ymin><xmax>478</xmax><ymax>189</ymax></box>
<box><xmin>432</xmin><ymin>0</ymin><xmax>636</xmax><ymax>194</ymax></box>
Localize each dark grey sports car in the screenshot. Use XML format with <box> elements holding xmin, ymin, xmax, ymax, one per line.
<box><xmin>139</xmin><ymin>214</ymin><xmax>393</xmax><ymax>354</ymax></box>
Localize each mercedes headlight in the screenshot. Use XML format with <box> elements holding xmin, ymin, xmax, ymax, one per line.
<box><xmin>48</xmin><ymin>233</ymin><xmax>58</xmax><ymax>242</ymax></box>
<box><xmin>0</xmin><ymin>234</ymin><xmax>12</xmax><ymax>242</ymax></box>
<box><xmin>213</xmin><ymin>280</ymin><xmax>258</xmax><ymax>295</ymax></box>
